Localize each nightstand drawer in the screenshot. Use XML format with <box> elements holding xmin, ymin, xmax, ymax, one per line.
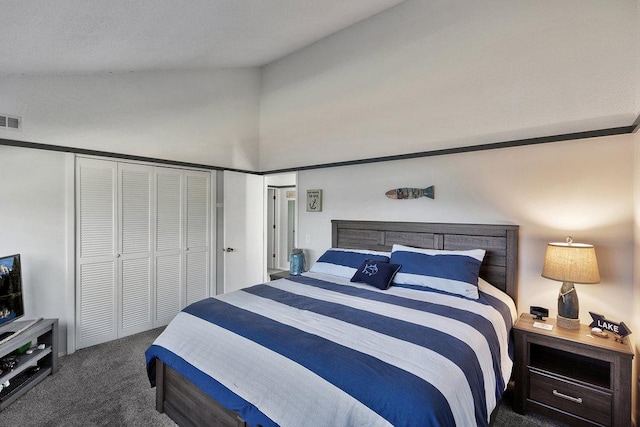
<box><xmin>529</xmin><ymin>369</ymin><xmax>611</xmax><ymax>426</ymax></box>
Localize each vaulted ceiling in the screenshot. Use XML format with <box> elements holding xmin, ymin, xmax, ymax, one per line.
<box><xmin>0</xmin><ymin>0</ymin><xmax>405</xmax><ymax>76</ymax></box>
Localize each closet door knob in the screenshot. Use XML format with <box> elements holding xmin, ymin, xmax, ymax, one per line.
<box><xmin>223</xmin><ymin>247</ymin><xmax>235</xmax><ymax>252</ymax></box>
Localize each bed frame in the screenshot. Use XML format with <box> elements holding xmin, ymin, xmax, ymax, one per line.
<box><xmin>155</xmin><ymin>220</ymin><xmax>519</xmax><ymax>427</ymax></box>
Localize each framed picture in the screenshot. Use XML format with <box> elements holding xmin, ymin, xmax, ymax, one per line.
<box><xmin>306</xmin><ymin>189</ymin><xmax>322</xmax><ymax>212</ymax></box>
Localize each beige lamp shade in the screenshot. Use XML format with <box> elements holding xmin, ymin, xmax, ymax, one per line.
<box><xmin>541</xmin><ymin>240</ymin><xmax>600</xmax><ymax>284</ymax></box>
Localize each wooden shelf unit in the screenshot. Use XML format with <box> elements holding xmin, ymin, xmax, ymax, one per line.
<box><xmin>0</xmin><ymin>319</ymin><xmax>58</xmax><ymax>411</ymax></box>
<box><xmin>513</xmin><ymin>314</ymin><xmax>633</xmax><ymax>426</ymax></box>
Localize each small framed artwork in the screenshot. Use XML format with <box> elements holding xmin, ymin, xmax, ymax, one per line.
<box><xmin>306</xmin><ymin>189</ymin><xmax>322</xmax><ymax>212</ymax></box>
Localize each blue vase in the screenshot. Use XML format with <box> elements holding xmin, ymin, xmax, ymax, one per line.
<box><xmin>290</xmin><ymin>249</ymin><xmax>305</xmax><ymax>275</ymax></box>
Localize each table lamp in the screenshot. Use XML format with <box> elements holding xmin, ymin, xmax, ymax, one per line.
<box><xmin>541</xmin><ymin>237</ymin><xmax>600</xmax><ymax>329</ymax></box>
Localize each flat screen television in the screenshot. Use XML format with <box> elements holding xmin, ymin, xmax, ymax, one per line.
<box><xmin>0</xmin><ymin>254</ymin><xmax>25</xmax><ymax>331</ymax></box>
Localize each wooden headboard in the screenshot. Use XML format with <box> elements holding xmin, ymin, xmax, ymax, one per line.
<box><xmin>331</xmin><ymin>220</ymin><xmax>519</xmax><ymax>303</ymax></box>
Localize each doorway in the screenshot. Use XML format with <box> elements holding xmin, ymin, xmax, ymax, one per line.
<box><xmin>265</xmin><ymin>173</ymin><xmax>297</xmax><ymax>276</ymax></box>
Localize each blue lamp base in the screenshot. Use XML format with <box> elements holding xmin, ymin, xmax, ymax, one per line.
<box><xmin>557</xmin><ymin>281</ymin><xmax>580</xmax><ymax>329</ymax></box>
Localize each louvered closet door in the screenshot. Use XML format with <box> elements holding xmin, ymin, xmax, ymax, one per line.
<box><xmin>118</xmin><ymin>163</ymin><xmax>154</xmax><ymax>338</ymax></box>
<box><xmin>185</xmin><ymin>171</ymin><xmax>210</xmax><ymax>305</ymax></box>
<box><xmin>76</xmin><ymin>158</ymin><xmax>118</xmax><ymax>348</ymax></box>
<box><xmin>154</xmin><ymin>168</ymin><xmax>183</xmax><ymax>326</ymax></box>
<box><xmin>77</xmin><ymin>159</ymin><xmax>212</xmax><ymax>348</ymax></box>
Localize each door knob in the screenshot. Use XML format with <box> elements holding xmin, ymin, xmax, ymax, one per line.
<box><xmin>223</xmin><ymin>247</ymin><xmax>235</xmax><ymax>252</ymax></box>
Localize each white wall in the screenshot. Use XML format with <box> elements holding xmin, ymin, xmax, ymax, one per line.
<box><xmin>260</xmin><ymin>0</ymin><xmax>637</xmax><ymax>171</ymax></box>
<box><xmin>265</xmin><ymin>172</ymin><xmax>296</xmax><ymax>187</ymax></box>
<box><xmin>0</xmin><ymin>146</ymin><xmax>71</xmax><ymax>353</ymax></box>
<box><xmin>298</xmin><ymin>135</ymin><xmax>634</xmax><ymax>325</ymax></box>
<box><xmin>0</xmin><ymin>68</ymin><xmax>261</xmax><ymax>170</ymax></box>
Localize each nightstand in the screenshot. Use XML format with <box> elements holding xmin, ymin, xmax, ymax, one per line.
<box><xmin>513</xmin><ymin>314</ymin><xmax>633</xmax><ymax>426</ymax></box>
<box><xmin>269</xmin><ymin>270</ymin><xmax>290</xmax><ymax>281</ymax></box>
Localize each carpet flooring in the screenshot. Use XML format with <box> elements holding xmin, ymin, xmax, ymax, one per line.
<box><xmin>1</xmin><ymin>327</ymin><xmax>567</xmax><ymax>426</ymax></box>
<box><xmin>1</xmin><ymin>328</ymin><xmax>175</xmax><ymax>426</ymax></box>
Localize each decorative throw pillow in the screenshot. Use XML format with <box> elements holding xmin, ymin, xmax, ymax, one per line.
<box><xmin>351</xmin><ymin>259</ymin><xmax>402</xmax><ymax>290</ymax></box>
<box><xmin>390</xmin><ymin>244</ymin><xmax>485</xmax><ymax>299</ymax></box>
<box><xmin>309</xmin><ymin>248</ymin><xmax>390</xmax><ymax>278</ymax></box>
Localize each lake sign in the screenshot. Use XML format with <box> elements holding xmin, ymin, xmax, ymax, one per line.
<box><xmin>589</xmin><ymin>312</ymin><xmax>631</xmax><ymax>339</ymax></box>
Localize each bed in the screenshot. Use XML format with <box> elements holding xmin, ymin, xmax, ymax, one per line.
<box><xmin>146</xmin><ymin>220</ymin><xmax>519</xmax><ymax>427</ymax></box>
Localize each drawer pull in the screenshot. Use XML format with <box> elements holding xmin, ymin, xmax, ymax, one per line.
<box><xmin>552</xmin><ymin>389</ymin><xmax>583</xmax><ymax>404</ymax></box>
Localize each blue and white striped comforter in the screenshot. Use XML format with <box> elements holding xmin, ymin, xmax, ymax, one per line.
<box><xmin>146</xmin><ymin>272</ymin><xmax>516</xmax><ymax>427</ymax></box>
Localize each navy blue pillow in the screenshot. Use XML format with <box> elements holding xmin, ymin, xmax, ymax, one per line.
<box><xmin>350</xmin><ymin>259</ymin><xmax>402</xmax><ymax>290</ymax></box>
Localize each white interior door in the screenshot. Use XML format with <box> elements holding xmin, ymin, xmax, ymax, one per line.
<box><xmin>223</xmin><ymin>171</ymin><xmax>264</xmax><ymax>293</ymax></box>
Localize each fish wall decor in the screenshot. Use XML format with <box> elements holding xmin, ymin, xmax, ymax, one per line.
<box><xmin>385</xmin><ymin>186</ymin><xmax>434</xmax><ymax>200</ymax></box>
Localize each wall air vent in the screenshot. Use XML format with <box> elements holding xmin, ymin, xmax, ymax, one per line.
<box><xmin>0</xmin><ymin>114</ymin><xmax>21</xmax><ymax>130</ymax></box>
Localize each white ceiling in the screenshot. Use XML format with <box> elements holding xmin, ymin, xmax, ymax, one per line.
<box><xmin>1</xmin><ymin>0</ymin><xmax>405</xmax><ymax>76</ymax></box>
